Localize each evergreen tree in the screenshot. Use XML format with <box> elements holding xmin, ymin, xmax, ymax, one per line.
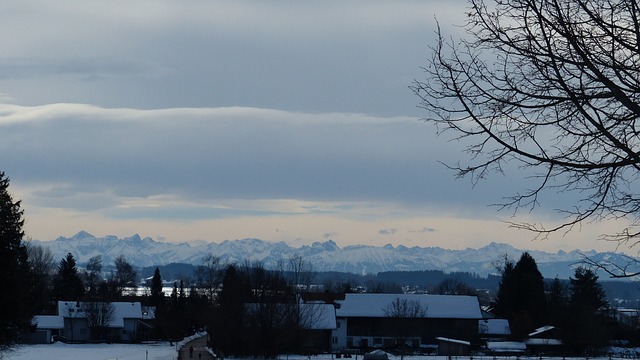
<box><xmin>215</xmin><ymin>265</ymin><xmax>251</xmax><ymax>356</ymax></box>
<box><xmin>546</xmin><ymin>277</ymin><xmax>568</xmax><ymax>326</ymax></box>
<box><xmin>53</xmin><ymin>253</ymin><xmax>85</xmax><ymax>301</ymax></box>
<box><xmin>494</xmin><ymin>252</ymin><xmax>546</xmax><ymax>338</ymax></box>
<box><xmin>494</xmin><ymin>259</ymin><xmax>515</xmax><ymax>318</ymax></box>
<box><xmin>570</xmin><ymin>267</ymin><xmax>608</xmax><ymax>313</ymax></box>
<box><xmin>0</xmin><ymin>172</ymin><xmax>35</xmax><ymax>349</ymax></box>
<box><xmin>565</xmin><ymin>267</ymin><xmax>610</xmax><ymax>355</ymax></box>
<box><xmin>150</xmin><ymin>267</ymin><xmax>163</xmax><ymax>306</ymax></box>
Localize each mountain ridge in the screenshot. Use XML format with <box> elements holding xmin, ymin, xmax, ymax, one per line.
<box><xmin>32</xmin><ymin>231</ymin><xmax>631</xmax><ymax>279</ymax></box>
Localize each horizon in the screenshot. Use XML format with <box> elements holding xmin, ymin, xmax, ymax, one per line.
<box><xmin>36</xmin><ymin>230</ymin><xmax>609</xmax><ymax>255</ymax></box>
<box><xmin>33</xmin><ymin>230</ymin><xmax>640</xmax><ymax>282</ymax></box>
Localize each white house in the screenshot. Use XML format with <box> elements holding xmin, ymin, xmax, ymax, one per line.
<box><xmin>29</xmin><ymin>301</ymin><xmax>154</xmax><ymax>343</ymax></box>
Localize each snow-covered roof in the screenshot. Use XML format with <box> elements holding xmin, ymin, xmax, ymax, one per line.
<box><xmin>436</xmin><ymin>337</ymin><xmax>471</xmax><ymax>346</ymax></box>
<box><xmin>244</xmin><ymin>303</ymin><xmax>336</xmax><ymax>330</ymax></box>
<box><xmin>478</xmin><ymin>319</ymin><xmax>511</xmax><ymax>335</ymax></box>
<box><xmin>307</xmin><ymin>303</ymin><xmax>336</xmax><ymax>330</ymax></box>
<box><xmin>33</xmin><ymin>315</ymin><xmax>64</xmax><ymax>329</ymax></box>
<box><xmin>528</xmin><ymin>325</ymin><xmax>557</xmax><ymax>337</ymax></box>
<box><xmin>58</xmin><ymin>301</ymin><xmax>144</xmax><ymax>328</ymax></box>
<box><xmin>335</xmin><ymin>294</ymin><xmax>482</xmax><ymax>319</ymax></box>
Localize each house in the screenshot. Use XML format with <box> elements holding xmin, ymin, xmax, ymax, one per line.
<box><xmin>22</xmin><ymin>315</ymin><xmax>65</xmax><ymax>344</ymax></box>
<box><xmin>27</xmin><ymin>301</ymin><xmax>154</xmax><ymax>343</ymax></box>
<box><xmin>242</xmin><ymin>302</ymin><xmax>337</xmax><ymax>354</ymax></box>
<box><xmin>330</xmin><ymin>293</ymin><xmax>483</xmax><ymax>354</ymax></box>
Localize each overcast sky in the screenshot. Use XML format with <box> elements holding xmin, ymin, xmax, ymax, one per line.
<box><xmin>0</xmin><ymin>1</ymin><xmax>627</xmax><ymax>254</ymax></box>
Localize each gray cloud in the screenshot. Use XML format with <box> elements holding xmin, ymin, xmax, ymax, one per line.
<box><xmin>0</xmin><ymin>1</ymin><xmax>468</xmax><ymax>115</ymax></box>
<box><xmin>323</xmin><ymin>232</ymin><xmax>338</xmax><ymax>240</ymax></box>
<box><xmin>378</xmin><ymin>228</ymin><xmax>398</xmax><ymax>236</ymax></box>
<box><xmin>0</xmin><ymin>103</ymin><xmax>574</xmax><ymax>222</ymax></box>
<box><xmin>2</xmin><ymin>105</ymin><xmax>443</xmax><ymax>207</ymax></box>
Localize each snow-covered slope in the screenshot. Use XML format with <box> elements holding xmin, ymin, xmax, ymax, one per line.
<box><xmin>32</xmin><ymin>231</ymin><xmax>629</xmax><ymax>279</ymax></box>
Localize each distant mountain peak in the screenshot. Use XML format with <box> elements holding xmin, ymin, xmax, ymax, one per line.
<box><xmin>310</xmin><ymin>240</ymin><xmax>339</xmax><ymax>252</ymax></box>
<box><xmin>126</xmin><ymin>234</ymin><xmax>142</xmax><ymax>242</ymax></box>
<box><xmin>32</xmin><ymin>231</ymin><xmax>638</xmax><ymax>280</ymax></box>
<box><xmin>71</xmin><ymin>231</ymin><xmax>95</xmax><ymax>240</ymax></box>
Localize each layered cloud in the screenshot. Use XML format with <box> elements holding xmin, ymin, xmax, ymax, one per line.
<box><xmin>2</xmin><ymin>103</ymin><xmax>501</xmax><ymax>216</ymax></box>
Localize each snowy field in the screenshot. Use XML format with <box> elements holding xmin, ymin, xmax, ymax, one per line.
<box><xmin>6</xmin><ymin>342</ymin><xmax>178</xmax><ymax>360</ymax></box>
<box><xmin>7</xmin><ymin>344</ymin><xmax>640</xmax><ymax>360</ymax></box>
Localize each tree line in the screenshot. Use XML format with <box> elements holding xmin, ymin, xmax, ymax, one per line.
<box><xmin>492</xmin><ymin>252</ymin><xmax>637</xmax><ymax>356</ymax></box>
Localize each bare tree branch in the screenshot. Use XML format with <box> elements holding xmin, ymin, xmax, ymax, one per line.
<box><xmin>412</xmin><ymin>0</ymin><xmax>640</xmax><ymax>245</ymax></box>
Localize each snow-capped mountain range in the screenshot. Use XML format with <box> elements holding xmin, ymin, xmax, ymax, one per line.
<box><xmin>31</xmin><ymin>231</ymin><xmax>636</xmax><ymax>279</ymax></box>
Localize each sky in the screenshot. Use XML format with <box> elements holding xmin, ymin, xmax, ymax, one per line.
<box><xmin>0</xmin><ymin>1</ymin><xmax>632</xmax><ymax>255</ymax></box>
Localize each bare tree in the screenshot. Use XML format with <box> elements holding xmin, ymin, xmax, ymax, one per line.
<box><xmin>383</xmin><ymin>297</ymin><xmax>428</xmax><ymax>360</ymax></box>
<box><xmin>580</xmin><ymin>253</ymin><xmax>640</xmax><ymax>278</ymax></box>
<box><xmin>26</xmin><ymin>241</ymin><xmax>56</xmax><ymax>312</ymax></box>
<box><xmin>84</xmin><ymin>255</ymin><xmax>102</xmax><ymax>297</ymax></box>
<box><xmin>112</xmin><ymin>255</ymin><xmax>137</xmax><ymax>297</ymax></box>
<box><xmin>287</xmin><ymin>254</ymin><xmax>315</xmax><ymax>292</ymax></box>
<box><xmin>82</xmin><ymin>301</ymin><xmax>115</xmax><ymax>341</ymax></box>
<box><xmin>432</xmin><ymin>278</ymin><xmax>477</xmax><ymax>295</ymax></box>
<box><xmin>412</xmin><ymin>0</ymin><xmax>640</xmax><ymax>247</ymax></box>
<box><xmin>195</xmin><ymin>254</ymin><xmax>223</xmax><ymax>301</ymax></box>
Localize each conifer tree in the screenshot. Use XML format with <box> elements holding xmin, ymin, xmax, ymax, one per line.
<box><xmin>494</xmin><ymin>252</ymin><xmax>546</xmax><ymax>338</ymax></box>
<box><xmin>0</xmin><ymin>171</ymin><xmax>35</xmax><ymax>349</ymax></box>
<box><xmin>150</xmin><ymin>267</ymin><xmax>163</xmax><ymax>306</ymax></box>
<box><xmin>564</xmin><ymin>266</ymin><xmax>610</xmax><ymax>354</ymax></box>
<box><xmin>53</xmin><ymin>253</ymin><xmax>85</xmax><ymax>301</ymax></box>
<box><xmin>570</xmin><ymin>267</ymin><xmax>608</xmax><ymax>313</ymax></box>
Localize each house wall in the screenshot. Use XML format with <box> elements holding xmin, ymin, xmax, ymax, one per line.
<box><xmin>122</xmin><ymin>319</ymin><xmax>138</xmax><ymax>342</ymax></box>
<box><xmin>332</xmin><ymin>317</ymin><xmax>479</xmax><ymax>352</ymax></box>
<box><xmin>332</xmin><ymin>318</ymin><xmax>348</xmax><ymax>351</ymax></box>
<box><xmin>62</xmin><ymin>318</ymin><xmax>90</xmax><ymax>342</ymax></box>
<box><xmin>22</xmin><ymin>329</ymin><xmax>53</xmax><ymax>344</ymax></box>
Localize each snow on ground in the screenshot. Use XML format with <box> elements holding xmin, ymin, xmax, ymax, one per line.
<box><xmin>8</xmin><ymin>344</ymin><xmax>640</xmax><ymax>360</ymax></box>
<box><xmin>7</xmin><ymin>341</ymin><xmax>178</xmax><ymax>360</ymax></box>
